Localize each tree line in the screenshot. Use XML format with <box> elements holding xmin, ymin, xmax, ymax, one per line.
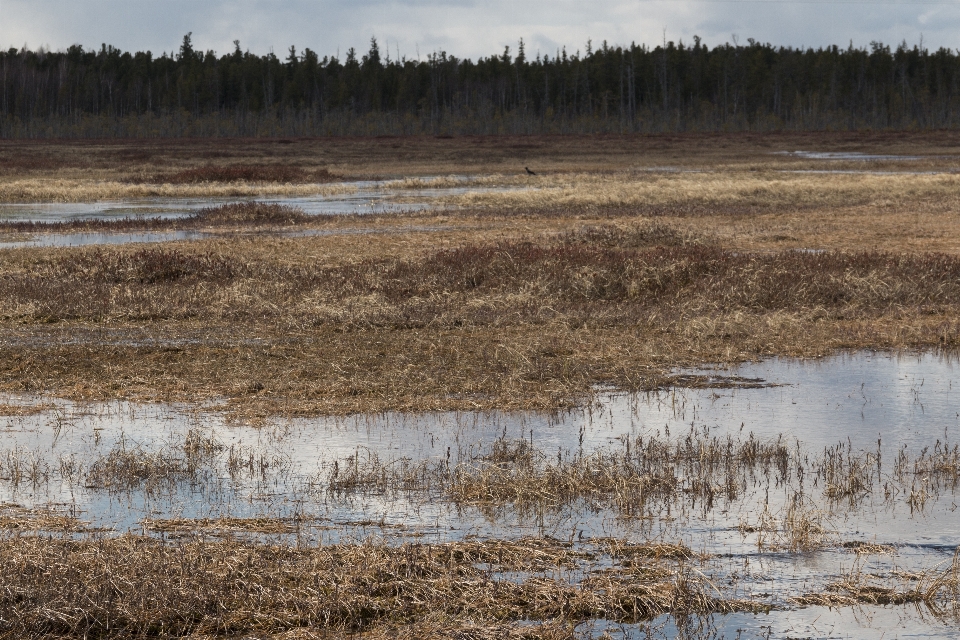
<box><xmin>2</xmin><ymin>33</ymin><xmax>959</xmax><ymax>138</ymax></box>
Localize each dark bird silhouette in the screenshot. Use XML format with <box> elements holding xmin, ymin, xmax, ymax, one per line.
<box><xmin>525</xmin><ymin>167</ymin><xmax>537</xmax><ymax>176</ymax></box>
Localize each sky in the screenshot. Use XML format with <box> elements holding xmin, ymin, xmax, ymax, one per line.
<box><xmin>2</xmin><ymin>0</ymin><xmax>960</xmax><ymax>61</ymax></box>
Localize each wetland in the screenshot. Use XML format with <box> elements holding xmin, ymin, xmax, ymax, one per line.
<box><xmin>0</xmin><ymin>131</ymin><xmax>959</xmax><ymax>638</ymax></box>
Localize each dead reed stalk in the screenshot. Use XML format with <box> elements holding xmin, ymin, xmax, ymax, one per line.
<box><xmin>0</xmin><ymin>535</ymin><xmax>757</xmax><ymax>637</ymax></box>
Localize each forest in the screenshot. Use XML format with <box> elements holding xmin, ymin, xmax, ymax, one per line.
<box><xmin>2</xmin><ymin>33</ymin><xmax>959</xmax><ymax>137</ymax></box>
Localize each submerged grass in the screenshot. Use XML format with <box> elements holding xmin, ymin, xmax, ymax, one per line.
<box><xmin>793</xmin><ymin>548</ymin><xmax>960</xmax><ymax>609</ymax></box>
<box><xmin>316</xmin><ymin>429</ymin><xmax>953</xmax><ymax>538</ymax></box>
<box><xmin>0</xmin><ymin>202</ymin><xmax>315</xmax><ymax>234</ymax></box>
<box><xmin>0</xmin><ymin>504</ymin><xmax>87</xmax><ymax>533</ymax></box>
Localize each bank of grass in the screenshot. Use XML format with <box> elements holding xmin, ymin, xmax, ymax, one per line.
<box><xmin>0</xmin><ymin>534</ymin><xmax>757</xmax><ymax>638</ymax></box>
<box><xmin>417</xmin><ymin>170</ymin><xmax>960</xmax><ymax>215</ymax></box>
<box><xmin>0</xmin><ymin>202</ymin><xmax>317</xmax><ymax>235</ymax></box>
<box><xmin>0</xmin><ymin>221</ymin><xmax>959</xmax><ymax>417</ymax></box>
<box><xmin>793</xmin><ymin>549</ymin><xmax>960</xmax><ymax>608</ymax></box>
<box><xmin>0</xmin><ymin>178</ymin><xmax>356</xmax><ymax>203</ymax></box>
<box><xmin>134</xmin><ymin>164</ymin><xmax>343</xmax><ymax>185</ymax></box>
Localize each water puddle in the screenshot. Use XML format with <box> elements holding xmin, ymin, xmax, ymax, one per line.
<box><xmin>0</xmin><ymin>179</ymin><xmax>527</xmax><ymax>225</ymax></box>
<box><xmin>0</xmin><ymin>224</ymin><xmax>444</xmax><ymax>249</ymax></box>
<box><xmin>1</xmin><ymin>351</ymin><xmax>958</xmax><ymax>635</ymax></box>
<box><xmin>776</xmin><ymin>151</ymin><xmax>935</xmax><ymax>161</ymax></box>
<box><xmin>782</xmin><ymin>168</ymin><xmax>956</xmax><ymax>176</ymax></box>
<box><xmin>0</xmin><ymin>179</ymin><xmax>521</xmax><ymax>247</ymax></box>
<box><xmin>585</xmin><ymin>605</ymin><xmax>960</xmax><ymax>638</ymax></box>
<box><xmin>0</xmin><ymin>229</ymin><xmax>215</xmax><ymax>248</ymax></box>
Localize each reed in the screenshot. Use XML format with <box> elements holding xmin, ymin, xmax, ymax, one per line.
<box><xmin>2</xmin><ymin>224</ymin><xmax>960</xmax><ymax>416</ymax></box>
<box><xmin>793</xmin><ymin>548</ymin><xmax>960</xmax><ymax>609</ymax></box>
<box><xmin>0</xmin><ymin>534</ymin><xmax>758</xmax><ymax>637</ymax></box>
<box><xmin>136</xmin><ymin>164</ymin><xmax>342</xmax><ymax>185</ymax></box>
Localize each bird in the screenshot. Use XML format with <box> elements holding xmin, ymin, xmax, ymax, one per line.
<box><xmin>524</xmin><ymin>167</ymin><xmax>537</xmax><ymax>175</ymax></box>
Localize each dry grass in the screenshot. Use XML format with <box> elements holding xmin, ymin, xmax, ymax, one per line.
<box><xmin>314</xmin><ymin>430</ymin><xmax>957</xmax><ymax>546</ymax></box>
<box><xmin>80</xmin><ymin>427</ymin><xmax>289</xmax><ymax>493</ymax></box>
<box><xmin>0</xmin><ymin>504</ymin><xmax>88</xmax><ymax>533</ymax></box>
<box><xmin>142</xmin><ymin>516</ymin><xmax>304</xmax><ymax>535</ymax></box>
<box><xmin>439</xmin><ymin>170</ymin><xmax>960</xmax><ymax>214</ymax></box>
<box><xmin>738</xmin><ymin>498</ymin><xmax>833</xmax><ymax>552</ymax></box>
<box><xmin>841</xmin><ymin>541</ymin><xmax>897</xmax><ymax>555</ymax></box>
<box><xmin>135</xmin><ymin>164</ymin><xmax>343</xmax><ymax>185</ymax></box>
<box><xmin>793</xmin><ymin>548</ymin><xmax>960</xmax><ymax>608</ymax></box>
<box><xmin>320</xmin><ymin>429</ymin><xmax>789</xmax><ymax>520</ymax></box>
<box><xmin>0</xmin><ymin>534</ymin><xmax>758</xmax><ymax>637</ymax></box>
<box><xmin>3</xmin><ymin>131</ymin><xmax>960</xmax><ymax>636</ymax></box>
<box><xmin>189</xmin><ymin>202</ymin><xmax>312</xmax><ymax>226</ymax></box>
<box><xmin>4</xmin><ymin>130</ymin><xmax>960</xmax><ymax>181</ymax></box>
<box><xmin>0</xmin><ymin>202</ymin><xmax>316</xmax><ymax>234</ymax></box>
<box><xmin>1</xmin><ymin>222</ymin><xmax>959</xmax><ymax>416</ymax></box>
<box><xmin>2</xmin><ymin>132</ymin><xmax>960</xmax><ymax>415</ymax></box>
<box><xmin>447</xmin><ymin>432</ymin><xmax>788</xmax><ymax>516</ymax></box>
<box><xmin>0</xmin><ymin>401</ymin><xmax>55</xmax><ymax>416</ymax></box>
<box><xmin>0</xmin><ymin>179</ymin><xmax>355</xmax><ymax>203</ymax></box>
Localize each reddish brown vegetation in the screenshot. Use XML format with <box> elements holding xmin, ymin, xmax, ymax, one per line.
<box><xmin>0</xmin><ymin>202</ymin><xmax>315</xmax><ymax>233</ymax></box>
<box><xmin>142</xmin><ymin>164</ymin><xmax>342</xmax><ymax>184</ymax></box>
<box><xmin>3</xmin><ymin>229</ymin><xmax>960</xmax><ymax>327</ymax></box>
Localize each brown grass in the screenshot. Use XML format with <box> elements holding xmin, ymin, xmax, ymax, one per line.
<box><xmin>437</xmin><ymin>171</ymin><xmax>960</xmax><ymax>216</ymax></box>
<box><xmin>0</xmin><ymin>402</ymin><xmax>55</xmax><ymax>416</ymax></box>
<box><xmin>2</xmin><ymin>132</ymin><xmax>959</xmax><ymax>636</ymax></box>
<box><xmin>0</xmin><ymin>504</ymin><xmax>88</xmax><ymax>533</ymax></box>
<box><xmin>320</xmin><ymin>430</ymin><xmax>788</xmax><ymax>520</ymax></box>
<box><xmin>0</xmin><ymin>202</ymin><xmax>316</xmax><ymax>234</ymax></box>
<box><xmin>0</xmin><ymin>179</ymin><xmax>356</xmax><ymax>203</ymax></box>
<box><xmin>2</xmin><ymin>131</ymin><xmax>960</xmax><ymax>415</ymax></box>
<box><xmin>446</xmin><ymin>432</ymin><xmax>788</xmax><ymax>516</ymax></box>
<box><xmin>0</xmin><ymin>534</ymin><xmax>758</xmax><ymax>637</ymax></box>
<box><xmin>793</xmin><ymin>548</ymin><xmax>960</xmax><ymax>608</ymax></box>
<box><xmin>4</xmin><ymin>130</ymin><xmax>960</xmax><ymax>181</ymax></box>
<box><xmin>142</xmin><ymin>516</ymin><xmax>304</xmax><ymax>535</ymax></box>
<box><xmin>136</xmin><ymin>164</ymin><xmax>343</xmax><ymax>185</ymax></box>
<box><xmin>841</xmin><ymin>541</ymin><xmax>897</xmax><ymax>555</ymax></box>
<box><xmin>1</xmin><ymin>222</ymin><xmax>959</xmax><ymax>416</ymax></box>
<box><xmin>738</xmin><ymin>498</ymin><xmax>833</xmax><ymax>552</ymax></box>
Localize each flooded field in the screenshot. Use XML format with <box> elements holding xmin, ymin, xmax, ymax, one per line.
<box><xmin>776</xmin><ymin>151</ymin><xmax>936</xmax><ymax>161</ymax></box>
<box><xmin>0</xmin><ymin>178</ymin><xmax>523</xmax><ymax>224</ymax></box>
<box><xmin>2</xmin><ymin>134</ymin><xmax>960</xmax><ymax>636</ymax></box>
<box><xmin>0</xmin><ymin>179</ymin><xmax>525</xmax><ymax>248</ymax></box>
<box><xmin>2</xmin><ymin>351</ymin><xmax>958</xmax><ymax>637</ymax></box>
<box><xmin>0</xmin><ymin>224</ymin><xmax>446</xmax><ymax>249</ymax></box>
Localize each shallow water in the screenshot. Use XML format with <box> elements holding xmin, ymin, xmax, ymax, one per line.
<box><xmin>1</xmin><ymin>351</ymin><xmax>958</xmax><ymax>636</ymax></box>
<box><xmin>0</xmin><ymin>180</ymin><xmax>524</xmax><ymax>224</ymax></box>
<box><xmin>783</xmin><ymin>168</ymin><xmax>957</xmax><ymax>176</ymax></box>
<box><xmin>776</xmin><ymin>150</ymin><xmax>935</xmax><ymax>161</ymax></box>
<box><xmin>2</xmin><ymin>352</ymin><xmax>957</xmax><ymax>531</ymax></box>
<box><xmin>0</xmin><ymin>224</ymin><xmax>443</xmax><ymax>249</ymax></box>
<box><xmin>586</xmin><ymin>605</ymin><xmax>960</xmax><ymax>639</ymax></box>
<box><xmin>0</xmin><ymin>229</ymin><xmax>215</xmax><ymax>248</ymax></box>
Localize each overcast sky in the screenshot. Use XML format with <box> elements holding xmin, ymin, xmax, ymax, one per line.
<box><xmin>2</xmin><ymin>0</ymin><xmax>960</xmax><ymax>60</ymax></box>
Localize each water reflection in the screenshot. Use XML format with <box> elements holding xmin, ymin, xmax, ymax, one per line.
<box><xmin>0</xmin><ymin>224</ymin><xmax>442</xmax><ymax>249</ymax></box>
<box><xmin>0</xmin><ymin>351</ymin><xmax>958</xmax><ymax>635</ymax></box>
<box><xmin>776</xmin><ymin>151</ymin><xmax>934</xmax><ymax>161</ymax></box>
<box><xmin>0</xmin><ymin>179</ymin><xmax>525</xmax><ymax>224</ymax></box>
<box><xmin>1</xmin><ymin>352</ymin><xmax>957</xmax><ymax>534</ymax></box>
